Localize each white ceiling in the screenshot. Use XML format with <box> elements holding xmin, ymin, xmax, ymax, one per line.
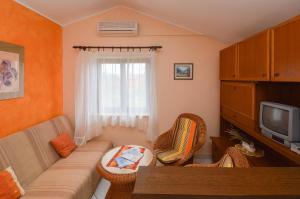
<box><xmin>15</xmin><ymin>0</ymin><xmax>300</xmax><ymax>43</ymax></box>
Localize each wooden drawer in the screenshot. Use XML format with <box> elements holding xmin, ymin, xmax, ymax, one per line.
<box><xmin>221</xmin><ymin>106</ymin><xmax>255</xmax><ymax>131</ymax></box>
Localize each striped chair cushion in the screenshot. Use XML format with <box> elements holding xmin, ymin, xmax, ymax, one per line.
<box><xmin>157</xmin><ymin>118</ymin><xmax>197</xmax><ymax>164</ymax></box>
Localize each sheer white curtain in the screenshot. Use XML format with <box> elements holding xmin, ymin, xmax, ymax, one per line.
<box><xmin>74</xmin><ymin>50</ymin><xmax>158</xmax><ymax>145</ymax></box>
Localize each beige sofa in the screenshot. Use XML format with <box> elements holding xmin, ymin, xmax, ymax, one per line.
<box><xmin>0</xmin><ymin>115</ymin><xmax>113</xmax><ymax>199</ymax></box>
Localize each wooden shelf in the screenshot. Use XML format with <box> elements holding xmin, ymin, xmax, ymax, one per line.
<box><xmin>211</xmin><ymin>136</ymin><xmax>290</xmax><ymax>167</ymax></box>
<box><xmin>222</xmin><ymin>115</ymin><xmax>300</xmax><ymax>166</ymax></box>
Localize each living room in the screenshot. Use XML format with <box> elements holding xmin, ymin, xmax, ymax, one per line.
<box><xmin>1</xmin><ymin>0</ymin><xmax>300</xmax><ymax>199</ymax></box>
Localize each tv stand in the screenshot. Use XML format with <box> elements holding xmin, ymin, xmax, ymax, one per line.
<box><xmin>261</xmin><ymin>128</ymin><xmax>291</xmax><ymax>148</ymax></box>
<box><xmin>211</xmin><ymin>136</ymin><xmax>288</xmax><ymax>167</ymax></box>
<box><xmin>219</xmin><ymin>118</ymin><xmax>300</xmax><ymax>166</ymax></box>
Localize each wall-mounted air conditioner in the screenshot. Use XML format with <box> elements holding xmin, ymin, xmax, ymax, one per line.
<box><xmin>97</xmin><ymin>21</ymin><xmax>138</xmax><ymax>36</ymax></box>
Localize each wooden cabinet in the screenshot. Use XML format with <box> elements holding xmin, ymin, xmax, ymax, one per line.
<box><xmin>219</xmin><ymin>15</ymin><xmax>300</xmax><ymax>167</ymax></box>
<box><xmin>238</xmin><ymin>30</ymin><xmax>270</xmax><ymax>81</ymax></box>
<box><xmin>220</xmin><ymin>82</ymin><xmax>255</xmax><ymax>131</ymax></box>
<box><xmin>272</xmin><ymin>16</ymin><xmax>300</xmax><ymax>82</ymax></box>
<box><xmin>220</xmin><ymin>44</ymin><xmax>237</xmax><ymax>80</ymax></box>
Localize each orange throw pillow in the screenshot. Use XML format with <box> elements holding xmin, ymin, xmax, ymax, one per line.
<box><xmin>0</xmin><ymin>170</ymin><xmax>21</xmax><ymax>199</ymax></box>
<box><xmin>50</xmin><ymin>133</ymin><xmax>76</xmax><ymax>158</ymax></box>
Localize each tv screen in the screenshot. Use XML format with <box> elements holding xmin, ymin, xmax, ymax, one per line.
<box><xmin>262</xmin><ymin>105</ymin><xmax>289</xmax><ymax>136</ymax></box>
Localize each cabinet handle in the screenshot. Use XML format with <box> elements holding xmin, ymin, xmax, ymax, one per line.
<box><xmin>274</xmin><ymin>73</ymin><xmax>280</xmax><ymax>77</ymax></box>
<box><xmin>232</xmin><ymin>74</ymin><xmax>236</xmax><ymax>78</ymax></box>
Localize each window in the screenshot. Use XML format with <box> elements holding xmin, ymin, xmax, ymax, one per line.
<box><xmin>75</xmin><ymin>51</ymin><xmax>158</xmax><ymax>143</ymax></box>
<box><xmin>99</xmin><ymin>59</ymin><xmax>150</xmax><ymax>116</ymax></box>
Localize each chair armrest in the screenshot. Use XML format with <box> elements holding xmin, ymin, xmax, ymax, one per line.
<box><xmin>149</xmin><ymin>151</ymin><xmax>158</xmax><ymax>166</ymax></box>
<box><xmin>153</xmin><ymin>130</ymin><xmax>173</xmax><ymax>151</ymax></box>
<box><xmin>193</xmin><ymin>131</ymin><xmax>206</xmax><ymax>152</ymax></box>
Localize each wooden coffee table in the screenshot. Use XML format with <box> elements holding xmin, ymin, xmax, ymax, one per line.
<box><xmin>97</xmin><ymin>145</ymin><xmax>153</xmax><ymax>199</ymax></box>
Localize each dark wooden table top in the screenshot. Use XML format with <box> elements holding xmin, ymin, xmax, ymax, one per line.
<box><xmin>133</xmin><ymin>166</ymin><xmax>300</xmax><ymax>199</ymax></box>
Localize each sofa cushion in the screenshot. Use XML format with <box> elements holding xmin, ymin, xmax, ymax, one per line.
<box><xmin>50</xmin><ymin>133</ymin><xmax>76</xmax><ymax>158</ymax></box>
<box><xmin>51</xmin><ymin>151</ymin><xmax>103</xmax><ymax>170</ymax></box>
<box><xmin>0</xmin><ymin>132</ymin><xmax>46</xmax><ymax>188</ymax></box>
<box><xmin>75</xmin><ymin>139</ymin><xmax>113</xmax><ymax>153</ymax></box>
<box><xmin>51</xmin><ymin>151</ymin><xmax>103</xmax><ymax>191</ymax></box>
<box><xmin>21</xmin><ymin>169</ymin><xmax>93</xmax><ymax>199</ymax></box>
<box><xmin>26</xmin><ymin>121</ymin><xmax>60</xmax><ymax>168</ymax></box>
<box><xmin>6</xmin><ymin>167</ymin><xmax>26</xmax><ymax>195</ymax></box>
<box><xmin>51</xmin><ymin>116</ymin><xmax>74</xmax><ymax>138</ymax></box>
<box><xmin>0</xmin><ymin>168</ymin><xmax>22</xmax><ymax>199</ymax></box>
<box><xmin>22</xmin><ymin>145</ymin><xmax>110</xmax><ymax>199</ymax></box>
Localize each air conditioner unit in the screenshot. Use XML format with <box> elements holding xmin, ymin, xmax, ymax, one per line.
<box><xmin>97</xmin><ymin>21</ymin><xmax>138</xmax><ymax>36</ymax></box>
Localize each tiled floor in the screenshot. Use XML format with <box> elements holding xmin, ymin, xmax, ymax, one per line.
<box><xmin>92</xmin><ymin>179</ymin><xmax>110</xmax><ymax>199</ymax></box>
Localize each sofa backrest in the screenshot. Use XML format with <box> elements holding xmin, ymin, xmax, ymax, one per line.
<box><xmin>50</xmin><ymin>115</ymin><xmax>74</xmax><ymax>138</ymax></box>
<box><xmin>0</xmin><ymin>115</ymin><xmax>74</xmax><ymax>188</ymax></box>
<box><xmin>0</xmin><ymin>131</ymin><xmax>46</xmax><ymax>188</ymax></box>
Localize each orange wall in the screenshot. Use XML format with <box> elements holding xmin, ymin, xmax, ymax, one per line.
<box><xmin>0</xmin><ymin>0</ymin><xmax>63</xmax><ymax>137</ymax></box>
<box><xmin>63</xmin><ymin>6</ymin><xmax>226</xmax><ymax>154</ymax></box>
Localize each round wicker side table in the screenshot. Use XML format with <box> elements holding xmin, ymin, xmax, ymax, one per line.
<box><xmin>97</xmin><ymin>145</ymin><xmax>153</xmax><ymax>199</ymax></box>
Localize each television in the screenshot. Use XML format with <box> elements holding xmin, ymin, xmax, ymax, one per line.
<box><xmin>260</xmin><ymin>101</ymin><xmax>300</xmax><ymax>147</ymax></box>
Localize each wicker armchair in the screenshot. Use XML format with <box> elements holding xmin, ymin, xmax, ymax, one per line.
<box><xmin>153</xmin><ymin>113</ymin><xmax>207</xmax><ymax>166</ymax></box>
<box><xmin>186</xmin><ymin>147</ymin><xmax>250</xmax><ymax>168</ymax></box>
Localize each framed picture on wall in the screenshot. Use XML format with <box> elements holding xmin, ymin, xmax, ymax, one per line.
<box><xmin>174</xmin><ymin>63</ymin><xmax>193</xmax><ymax>80</ymax></box>
<box><xmin>0</xmin><ymin>41</ymin><xmax>24</xmax><ymax>100</ymax></box>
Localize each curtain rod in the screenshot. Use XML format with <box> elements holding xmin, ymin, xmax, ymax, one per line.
<box><xmin>73</xmin><ymin>45</ymin><xmax>162</xmax><ymax>51</ymax></box>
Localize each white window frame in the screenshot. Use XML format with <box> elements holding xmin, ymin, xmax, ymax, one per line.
<box><xmin>97</xmin><ymin>58</ymin><xmax>151</xmax><ymax>116</ymax></box>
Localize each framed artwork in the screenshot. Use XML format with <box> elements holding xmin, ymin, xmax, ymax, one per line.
<box><xmin>174</xmin><ymin>63</ymin><xmax>193</xmax><ymax>80</ymax></box>
<box><xmin>0</xmin><ymin>41</ymin><xmax>24</xmax><ymax>100</ymax></box>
